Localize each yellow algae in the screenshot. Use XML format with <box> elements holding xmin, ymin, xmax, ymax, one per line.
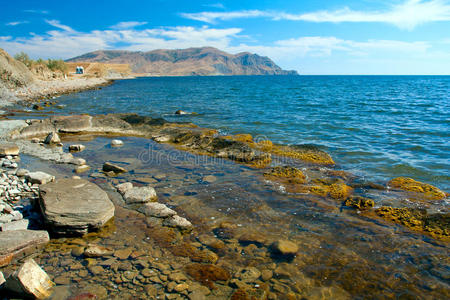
<box><xmin>388</xmin><ymin>177</ymin><xmax>447</xmax><ymax>200</ymax></box>
<box><xmin>270</xmin><ymin>144</ymin><xmax>335</xmax><ymax>165</ymax></box>
<box><xmin>309</xmin><ymin>179</ymin><xmax>353</xmax><ymax>199</ymax></box>
<box><xmin>264</xmin><ymin>166</ymin><xmax>306</xmax><ymax>184</ymax></box>
<box><xmin>255</xmin><ymin>140</ymin><xmax>273</xmax><ymax>152</ymax></box>
<box><xmin>344</xmin><ymin>196</ymin><xmax>375</xmax><ymax>210</ymax></box>
<box><xmin>375</xmin><ymin>206</ymin><xmax>449</xmax><ymax>241</ymax></box>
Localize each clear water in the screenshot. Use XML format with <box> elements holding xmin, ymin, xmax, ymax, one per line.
<box><xmin>56</xmin><ymin>75</ymin><xmax>450</xmax><ymax>191</ymax></box>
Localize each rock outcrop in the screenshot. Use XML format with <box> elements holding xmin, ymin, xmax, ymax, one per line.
<box><xmin>38</xmin><ymin>178</ymin><xmax>115</xmax><ymax>235</ymax></box>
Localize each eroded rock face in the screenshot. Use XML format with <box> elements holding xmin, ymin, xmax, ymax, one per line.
<box><xmin>4</xmin><ymin>258</ymin><xmax>55</xmax><ymax>299</ymax></box>
<box><xmin>39</xmin><ymin>178</ymin><xmax>115</xmax><ymax>235</ymax></box>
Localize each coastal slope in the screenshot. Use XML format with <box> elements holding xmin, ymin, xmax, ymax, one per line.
<box><xmin>66</xmin><ymin>47</ymin><xmax>298</xmax><ymax>76</ymax></box>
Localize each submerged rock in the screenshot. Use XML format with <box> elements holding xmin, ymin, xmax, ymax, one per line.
<box><xmin>4</xmin><ymin>258</ymin><xmax>55</xmax><ymax>299</ymax></box>
<box><xmin>68</xmin><ymin>144</ymin><xmax>86</xmax><ymax>152</ymax></box>
<box><xmin>271</xmin><ymin>240</ymin><xmax>299</xmax><ymax>256</ymax></box>
<box><xmin>388</xmin><ymin>177</ymin><xmax>447</xmax><ymax>200</ymax></box>
<box><xmin>264</xmin><ymin>166</ymin><xmax>306</xmax><ymax>184</ymax></box>
<box><xmin>83</xmin><ymin>244</ymin><xmax>114</xmax><ymax>258</ymax></box>
<box><xmin>185</xmin><ymin>263</ymin><xmax>230</xmax><ymax>289</ymax></box>
<box><xmin>103</xmin><ymin>162</ymin><xmax>127</xmax><ymax>174</ymax></box>
<box><xmin>39</xmin><ymin>178</ymin><xmax>115</xmax><ymax>235</ymax></box>
<box><xmin>123</xmin><ymin>186</ymin><xmax>157</xmax><ymax>204</ymax></box>
<box><xmin>163</xmin><ymin>215</ymin><xmax>193</xmax><ymax>230</ymax></box>
<box><xmin>345</xmin><ymin>196</ymin><xmax>374</xmax><ymax>210</ymax></box>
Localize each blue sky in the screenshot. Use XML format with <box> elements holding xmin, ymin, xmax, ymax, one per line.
<box><xmin>1</xmin><ymin>0</ymin><xmax>450</xmax><ymax>74</ymax></box>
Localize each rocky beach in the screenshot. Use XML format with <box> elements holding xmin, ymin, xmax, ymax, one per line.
<box><xmin>0</xmin><ymin>48</ymin><xmax>449</xmax><ymax>300</ymax></box>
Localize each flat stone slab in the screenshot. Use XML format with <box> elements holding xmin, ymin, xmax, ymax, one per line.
<box><xmin>138</xmin><ymin>202</ymin><xmax>176</xmax><ymax>218</ymax></box>
<box><xmin>123</xmin><ymin>186</ymin><xmax>157</xmax><ymax>204</ymax></box>
<box><xmin>0</xmin><ymin>219</ymin><xmax>29</xmax><ymax>231</ymax></box>
<box><xmin>25</xmin><ymin>171</ymin><xmax>55</xmax><ymax>185</ymax></box>
<box><xmin>0</xmin><ymin>143</ymin><xmax>20</xmax><ymax>156</ymax></box>
<box><xmin>0</xmin><ymin>230</ymin><xmax>49</xmax><ymax>267</ymax></box>
<box><xmin>39</xmin><ymin>178</ymin><xmax>115</xmax><ymax>235</ymax></box>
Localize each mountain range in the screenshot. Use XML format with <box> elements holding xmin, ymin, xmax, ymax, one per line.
<box><xmin>66</xmin><ymin>47</ymin><xmax>298</xmax><ymax>76</ymax></box>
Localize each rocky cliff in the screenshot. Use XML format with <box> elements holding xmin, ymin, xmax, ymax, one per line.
<box><xmin>67</xmin><ymin>47</ymin><xmax>298</xmax><ymax>76</ymax></box>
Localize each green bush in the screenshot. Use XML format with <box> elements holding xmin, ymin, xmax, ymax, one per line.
<box><xmin>46</xmin><ymin>59</ymin><xmax>68</xmax><ymax>73</ymax></box>
<box><xmin>14</xmin><ymin>52</ymin><xmax>33</xmax><ymax>68</ymax></box>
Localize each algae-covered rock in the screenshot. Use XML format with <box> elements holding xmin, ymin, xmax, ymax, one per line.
<box><xmin>344</xmin><ymin>196</ymin><xmax>374</xmax><ymax>210</ymax></box>
<box><xmin>388</xmin><ymin>177</ymin><xmax>447</xmax><ymax>200</ymax></box>
<box><xmin>375</xmin><ymin>206</ymin><xmax>449</xmax><ymax>241</ymax></box>
<box><xmin>185</xmin><ymin>263</ymin><xmax>231</xmax><ymax>289</ymax></box>
<box><xmin>271</xmin><ymin>144</ymin><xmax>335</xmax><ymax>165</ymax></box>
<box><xmin>309</xmin><ymin>180</ymin><xmax>353</xmax><ymax>200</ymax></box>
<box><xmin>263</xmin><ymin>166</ymin><xmax>306</xmax><ymax>184</ymax></box>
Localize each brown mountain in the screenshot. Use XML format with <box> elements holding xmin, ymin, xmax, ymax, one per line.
<box><xmin>66</xmin><ymin>47</ymin><xmax>298</xmax><ymax>76</ymax></box>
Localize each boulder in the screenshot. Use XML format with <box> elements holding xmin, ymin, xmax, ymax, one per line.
<box><xmin>0</xmin><ymin>219</ymin><xmax>29</xmax><ymax>231</ymax></box>
<box><xmin>138</xmin><ymin>202</ymin><xmax>176</xmax><ymax>218</ymax></box>
<box><xmin>4</xmin><ymin>258</ymin><xmax>55</xmax><ymax>299</ymax></box>
<box><xmin>75</xmin><ymin>165</ymin><xmax>90</xmax><ymax>174</ymax></box>
<box><xmin>111</xmin><ymin>139</ymin><xmax>124</xmax><ymax>147</ymax></box>
<box><xmin>123</xmin><ymin>186</ymin><xmax>157</xmax><ymax>204</ymax></box>
<box><xmin>39</xmin><ymin>178</ymin><xmax>115</xmax><ymax>235</ymax></box>
<box><xmin>163</xmin><ymin>215</ymin><xmax>193</xmax><ymax>230</ymax></box>
<box><xmin>116</xmin><ymin>182</ymin><xmax>133</xmax><ymax>195</ymax></box>
<box><xmin>0</xmin><ymin>230</ymin><xmax>49</xmax><ymax>267</ymax></box>
<box><xmin>68</xmin><ymin>144</ymin><xmax>86</xmax><ymax>152</ymax></box>
<box><xmin>25</xmin><ymin>171</ymin><xmax>55</xmax><ymax>185</ymax></box>
<box><xmin>44</xmin><ymin>132</ymin><xmax>61</xmax><ymax>144</ymax></box>
<box><xmin>0</xmin><ymin>143</ymin><xmax>20</xmax><ymax>156</ymax></box>
<box><xmin>102</xmin><ymin>162</ymin><xmax>127</xmax><ymax>173</ymax></box>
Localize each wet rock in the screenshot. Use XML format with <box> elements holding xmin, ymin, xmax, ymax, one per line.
<box><xmin>185</xmin><ymin>263</ymin><xmax>231</xmax><ymax>289</ymax></box>
<box><xmin>197</xmin><ymin>234</ymin><xmax>225</xmax><ymax>250</ymax></box>
<box><xmin>238</xmin><ymin>232</ymin><xmax>268</xmax><ymax>246</ymax></box>
<box><xmin>0</xmin><ymin>219</ymin><xmax>29</xmax><ymax>231</ymax></box>
<box><xmin>175</xmin><ymin>110</ymin><xmax>189</xmax><ymax>115</ymax></box>
<box><xmin>344</xmin><ymin>196</ymin><xmax>374</xmax><ymax>210</ymax></box>
<box><xmin>202</xmin><ymin>175</ymin><xmax>217</xmax><ymax>183</ymax></box>
<box><xmin>84</xmin><ymin>244</ymin><xmax>114</xmax><ymax>257</ymax></box>
<box><xmin>138</xmin><ymin>202</ymin><xmax>176</xmax><ymax>218</ymax></box>
<box><xmin>4</xmin><ymin>258</ymin><xmax>55</xmax><ymax>299</ymax></box>
<box><xmin>25</xmin><ymin>171</ymin><xmax>55</xmax><ymax>185</ymax></box>
<box><xmin>44</xmin><ymin>132</ymin><xmax>61</xmax><ymax>144</ymax></box>
<box><xmin>75</xmin><ymin>165</ymin><xmax>90</xmax><ymax>174</ymax></box>
<box><xmin>111</xmin><ymin>139</ymin><xmax>124</xmax><ymax>147</ymax></box>
<box><xmin>31</xmin><ymin>138</ymin><xmax>40</xmax><ymax>143</ymax></box>
<box><xmin>88</xmin><ymin>265</ymin><xmax>104</xmax><ymax>275</ymax></box>
<box><xmin>261</xmin><ymin>269</ymin><xmax>273</xmax><ymax>281</ymax></box>
<box><xmin>163</xmin><ymin>215</ymin><xmax>193</xmax><ymax>230</ymax></box>
<box><xmin>39</xmin><ymin>178</ymin><xmax>115</xmax><ymax>235</ymax></box>
<box><xmin>123</xmin><ymin>186</ymin><xmax>157</xmax><ymax>204</ymax></box>
<box><xmin>71</xmin><ymin>247</ymin><xmax>85</xmax><ymax>257</ymax></box>
<box><xmin>102</xmin><ymin>162</ymin><xmax>127</xmax><ymax>173</ymax></box>
<box><xmin>271</xmin><ymin>240</ymin><xmax>299</xmax><ymax>256</ymax></box>
<box><xmin>33</xmin><ymin>104</ymin><xmax>44</xmax><ymax>110</ymax></box>
<box><xmin>54</xmin><ymin>275</ymin><xmax>71</xmax><ymax>285</ymax></box>
<box><xmin>114</xmin><ymin>248</ymin><xmax>133</xmax><ymax>260</ymax></box>
<box><xmin>236</xmin><ymin>267</ymin><xmax>262</xmax><ymax>282</ymax></box>
<box><xmin>0</xmin><ymin>230</ymin><xmax>49</xmax><ymax>267</ymax></box>
<box><xmin>388</xmin><ymin>177</ymin><xmax>447</xmax><ymax>200</ymax></box>
<box><xmin>174</xmin><ymin>283</ymin><xmax>189</xmax><ymax>292</ymax></box>
<box><xmin>15</xmin><ymin>168</ymin><xmax>29</xmax><ymax>177</ymax></box>
<box><xmin>0</xmin><ymin>143</ymin><xmax>20</xmax><ymax>157</ymax></box>
<box><xmin>271</xmin><ymin>144</ymin><xmax>335</xmax><ymax>165</ymax></box>
<box><xmin>69</xmin><ymin>144</ymin><xmax>86</xmax><ymax>152</ymax></box>
<box><xmin>153</xmin><ymin>135</ymin><xmax>171</xmax><ymax>143</ymax></box>
<box><xmin>115</xmin><ymin>182</ymin><xmax>133</xmax><ymax>195</ymax></box>
<box><xmin>264</xmin><ymin>166</ymin><xmax>306</xmax><ymax>184</ymax></box>
<box><xmin>68</xmin><ymin>157</ymin><xmax>86</xmax><ymax>166</ymax></box>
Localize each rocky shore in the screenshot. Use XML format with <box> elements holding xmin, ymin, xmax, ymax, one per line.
<box><xmin>0</xmin><ymin>112</ymin><xmax>448</xmax><ymax>299</ymax></box>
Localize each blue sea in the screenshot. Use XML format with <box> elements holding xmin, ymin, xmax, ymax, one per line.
<box><xmin>57</xmin><ymin>75</ymin><xmax>450</xmax><ymax>191</ymax></box>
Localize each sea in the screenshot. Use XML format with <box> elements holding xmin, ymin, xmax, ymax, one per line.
<box><xmin>58</xmin><ymin>75</ymin><xmax>450</xmax><ymax>190</ymax></box>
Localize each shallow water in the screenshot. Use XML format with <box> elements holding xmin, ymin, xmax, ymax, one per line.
<box><xmin>6</xmin><ymin>135</ymin><xmax>448</xmax><ymax>299</ymax></box>
<box><xmin>49</xmin><ymin>75</ymin><xmax>450</xmax><ymax>191</ymax></box>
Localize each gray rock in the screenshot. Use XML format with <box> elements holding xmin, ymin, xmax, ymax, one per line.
<box><xmin>68</xmin><ymin>158</ymin><xmax>86</xmax><ymax>166</ymax></box>
<box><xmin>39</xmin><ymin>178</ymin><xmax>115</xmax><ymax>235</ymax></box>
<box><xmin>68</xmin><ymin>144</ymin><xmax>86</xmax><ymax>152</ymax></box>
<box><xmin>1</xmin><ymin>219</ymin><xmax>29</xmax><ymax>231</ymax></box>
<box><xmin>25</xmin><ymin>171</ymin><xmax>55</xmax><ymax>185</ymax></box>
<box><xmin>138</xmin><ymin>202</ymin><xmax>176</xmax><ymax>218</ymax></box>
<box><xmin>163</xmin><ymin>215</ymin><xmax>192</xmax><ymax>230</ymax></box>
<box><xmin>4</xmin><ymin>258</ymin><xmax>55</xmax><ymax>299</ymax></box>
<box><xmin>15</xmin><ymin>168</ymin><xmax>29</xmax><ymax>177</ymax></box>
<box><xmin>102</xmin><ymin>162</ymin><xmax>127</xmax><ymax>173</ymax></box>
<box><xmin>116</xmin><ymin>182</ymin><xmax>133</xmax><ymax>195</ymax></box>
<box><xmin>123</xmin><ymin>186</ymin><xmax>157</xmax><ymax>204</ymax></box>
<box><xmin>111</xmin><ymin>139</ymin><xmax>124</xmax><ymax>147</ymax></box>
<box><xmin>0</xmin><ymin>143</ymin><xmax>20</xmax><ymax>156</ymax></box>
<box><xmin>74</xmin><ymin>165</ymin><xmax>90</xmax><ymax>174</ymax></box>
<box><xmin>44</xmin><ymin>132</ymin><xmax>61</xmax><ymax>144</ymax></box>
<box><xmin>0</xmin><ymin>230</ymin><xmax>49</xmax><ymax>266</ymax></box>
<box><xmin>0</xmin><ymin>120</ymin><xmax>28</xmax><ymax>139</ymax></box>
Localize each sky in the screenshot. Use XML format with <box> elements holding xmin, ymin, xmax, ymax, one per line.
<box><xmin>1</xmin><ymin>0</ymin><xmax>450</xmax><ymax>74</ymax></box>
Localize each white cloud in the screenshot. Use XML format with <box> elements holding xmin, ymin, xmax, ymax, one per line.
<box><xmin>5</xmin><ymin>21</ymin><xmax>29</xmax><ymax>26</ymax></box>
<box><xmin>110</xmin><ymin>21</ymin><xmax>148</xmax><ymax>30</ymax></box>
<box><xmin>181</xmin><ymin>0</ymin><xmax>450</xmax><ymax>30</ymax></box>
<box><xmin>24</xmin><ymin>9</ymin><xmax>49</xmax><ymax>14</ymax></box>
<box><xmin>0</xmin><ymin>20</ymin><xmax>241</xmax><ymax>59</ymax></box>
<box><xmin>45</xmin><ymin>19</ymin><xmax>75</xmax><ymax>32</ymax></box>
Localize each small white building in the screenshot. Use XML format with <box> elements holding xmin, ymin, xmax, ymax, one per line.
<box><xmin>76</xmin><ymin>66</ymin><xmax>84</xmax><ymax>74</ymax></box>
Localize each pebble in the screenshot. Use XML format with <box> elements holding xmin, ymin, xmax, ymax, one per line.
<box><xmin>111</xmin><ymin>139</ymin><xmax>124</xmax><ymax>147</ymax></box>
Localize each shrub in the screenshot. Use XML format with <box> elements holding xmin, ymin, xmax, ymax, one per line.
<box><xmin>46</xmin><ymin>59</ymin><xmax>68</xmax><ymax>73</ymax></box>
<box><xmin>14</xmin><ymin>52</ymin><xmax>33</xmax><ymax>68</ymax></box>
